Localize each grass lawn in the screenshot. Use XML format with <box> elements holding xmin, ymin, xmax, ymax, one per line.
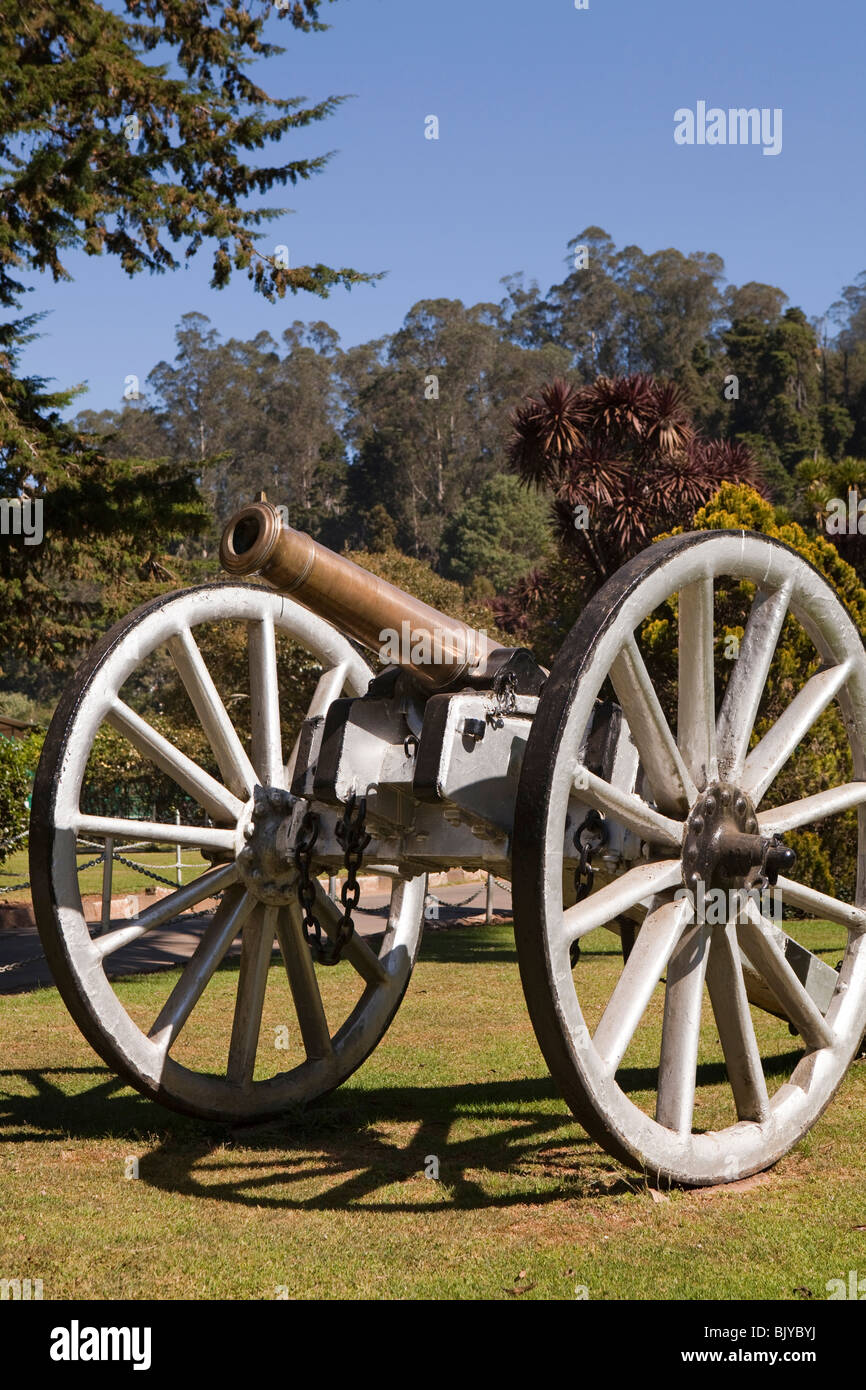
<box><xmin>1</xmin><ymin>921</ymin><xmax>864</xmax><ymax>1300</ymax></box>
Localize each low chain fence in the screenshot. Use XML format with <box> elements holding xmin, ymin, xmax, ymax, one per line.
<box><xmin>423</xmin><ymin>873</ymin><xmax>512</xmax><ymax>923</ymax></box>
<box><xmin>1</xmin><ymin>811</ymin><xmax>205</xmax><ymax>899</ymax></box>
<box><xmin>1</xmin><ymin>824</ymin><xmax>514</xmax><ymax>978</ymax></box>
<box><xmin>0</xmin><ymin>829</ymin><xmax>33</xmax><ymax>893</ymax></box>
<box><xmin>0</xmin><ymin>825</ymin><xmax>212</xmax><ymax>977</ymax></box>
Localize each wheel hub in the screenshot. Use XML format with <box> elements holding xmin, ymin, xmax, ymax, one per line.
<box><xmin>682</xmin><ymin>782</ymin><xmax>795</xmax><ymax>894</ymax></box>
<box><xmin>236</xmin><ymin>786</ymin><xmax>300</xmax><ymax>906</ymax></box>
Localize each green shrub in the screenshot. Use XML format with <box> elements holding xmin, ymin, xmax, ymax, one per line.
<box><xmin>439</xmin><ymin>474</ymin><xmax>553</xmax><ymax>594</ymax></box>
<box><xmin>0</xmin><ymin>731</ymin><xmax>44</xmax><ymax>865</ymax></box>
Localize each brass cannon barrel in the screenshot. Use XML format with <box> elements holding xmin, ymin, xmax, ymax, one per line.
<box><xmin>219</xmin><ymin>500</ymin><xmax>494</xmax><ymax>690</ymax></box>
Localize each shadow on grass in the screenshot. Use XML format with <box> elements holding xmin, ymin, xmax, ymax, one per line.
<box><xmin>616</xmin><ymin>1049</ymin><xmax>803</xmax><ymax>1093</ymax></box>
<box><xmin>0</xmin><ymin>1068</ymin><xmax>178</xmax><ymax>1143</ymax></box>
<box><xmin>158</xmin><ymin>1077</ymin><xmax>626</xmax><ymax>1213</ymax></box>
<box><xmin>0</xmin><ymin>1063</ymin><xmax>642</xmax><ymax>1211</ymax></box>
<box><xmin>415</xmin><ymin>920</ymin><xmax>623</xmax><ymax>963</ymax></box>
<box><xmin>417</xmin><ymin>923</ymin><xmax>519</xmax><ymax>965</ymax></box>
<box><xmin>105</xmin><ymin>923</ymin><xmax>524</xmax><ymax>982</ymax></box>
<box><xmin>0</xmin><ymin>1047</ymin><xmax>806</xmax><ymax>1214</ymax></box>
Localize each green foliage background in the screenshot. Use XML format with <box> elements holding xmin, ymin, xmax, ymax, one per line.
<box><xmin>439</xmin><ymin>474</ymin><xmax>552</xmax><ymax>594</ymax></box>
<box><xmin>0</xmin><ymin>731</ymin><xmax>43</xmax><ymax>865</ymax></box>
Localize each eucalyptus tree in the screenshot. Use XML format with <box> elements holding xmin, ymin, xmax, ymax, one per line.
<box><xmin>341</xmin><ymin>297</ymin><xmax>570</xmax><ymax>561</ymax></box>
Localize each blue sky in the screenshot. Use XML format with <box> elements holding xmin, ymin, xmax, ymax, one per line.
<box><xmin>15</xmin><ymin>0</ymin><xmax>866</xmax><ymax>414</ymax></box>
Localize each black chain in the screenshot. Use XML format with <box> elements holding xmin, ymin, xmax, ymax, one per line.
<box><xmin>487</xmin><ymin>669</ymin><xmax>518</xmax><ymax>730</ymax></box>
<box><xmin>570</xmin><ymin>810</ymin><xmax>607</xmax><ymax>967</ymax></box>
<box><xmin>294</xmin><ymin>809</ymin><xmax>324</xmax><ymax>958</ymax></box>
<box><xmin>573</xmin><ymin>809</ymin><xmax>606</xmax><ymax>901</ymax></box>
<box><xmin>333</xmin><ymin>794</ymin><xmax>371</xmax><ymax>960</ymax></box>
<box><xmin>294</xmin><ymin>794</ymin><xmax>370</xmax><ymax>967</ymax></box>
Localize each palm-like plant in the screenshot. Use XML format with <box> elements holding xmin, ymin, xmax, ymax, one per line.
<box><xmin>509</xmin><ymin>375</ymin><xmax>760</xmax><ymax>588</ymax></box>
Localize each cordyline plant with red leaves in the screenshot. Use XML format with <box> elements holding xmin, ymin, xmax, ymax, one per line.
<box><xmin>492</xmin><ymin>375</ymin><xmax>762</xmax><ymax>649</ymax></box>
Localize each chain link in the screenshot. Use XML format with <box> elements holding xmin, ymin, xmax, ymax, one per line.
<box><xmin>573</xmin><ymin>810</ymin><xmax>606</xmax><ymax>901</ymax></box>
<box><xmin>0</xmin><ymin>847</ymin><xmax>178</xmax><ymax>898</ymax></box>
<box><xmin>294</xmin><ymin>808</ymin><xmax>324</xmax><ymax>958</ymax></box>
<box><xmin>111</xmin><ymin>853</ymin><xmax>183</xmax><ymax>889</ymax></box>
<box><xmin>0</xmin><ymin>952</ymin><xmax>45</xmax><ymax>976</ymax></box>
<box><xmin>425</xmin><ymin>884</ymin><xmax>485</xmax><ymax>916</ymax></box>
<box><xmin>1</xmin><ymin>840</ymin><xmax>216</xmax><ymax>973</ymax></box>
<box><xmin>487</xmin><ymin>669</ymin><xmax>518</xmax><ymax>730</ymax></box>
<box><xmin>570</xmin><ymin>810</ymin><xmax>607</xmax><ymax>966</ymax></box>
<box><xmin>0</xmin><ymin>828</ymin><xmax>32</xmax><ymax>895</ymax></box>
<box><xmin>294</xmin><ymin>794</ymin><xmax>370</xmax><ymax>966</ymax></box>
<box><xmin>332</xmin><ymin>793</ymin><xmax>371</xmax><ymax>963</ymax></box>
<box><xmin>0</xmin><ymin>830</ymin><xmax>29</xmax><ymax>858</ymax></box>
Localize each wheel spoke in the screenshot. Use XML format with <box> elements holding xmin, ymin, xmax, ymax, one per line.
<box><xmin>677</xmin><ymin>578</ymin><xmax>718</xmax><ymax>789</ymax></box>
<box><xmin>656</xmin><ymin>921</ymin><xmax>710</xmax><ymax>1133</ymax></box>
<box><xmin>592</xmin><ymin>895</ymin><xmax>691</xmax><ymax>1073</ymax></box>
<box><xmin>248</xmin><ymin>613</ymin><xmax>284</xmax><ymax>787</ymax></box>
<box><xmin>705</xmin><ymin>921</ymin><xmax>771</xmax><ymax>1123</ymax></box>
<box><xmin>149</xmin><ymin>887</ymin><xmax>254</xmax><ymax>1051</ymax></box>
<box><xmin>561</xmin><ymin>860</ymin><xmax>682</xmax><ymax>947</ymax></box>
<box><xmin>610</xmin><ymin>637</ymin><xmax>697</xmax><ymax>816</ymax></box>
<box><xmin>168</xmin><ymin>626</ymin><xmax>258</xmax><ymax>800</ymax></box>
<box><xmin>276</xmin><ymin>901</ymin><xmax>334</xmax><ymax>1061</ymax></box>
<box><xmin>35</xmin><ymin>579</ymin><xmax>423</xmax><ymax>1126</ymax></box>
<box><xmin>107</xmin><ymin>700</ymin><xmax>244</xmax><ymax>824</ymax></box>
<box><xmin>716</xmin><ymin>582</ymin><xmax>792</xmax><ymax>782</ymax></box>
<box><xmin>310</xmin><ymin>880</ymin><xmax>388</xmax><ymax>985</ymax></box>
<box><xmin>758</xmin><ymin>781</ymin><xmax>866</xmax><ymax>835</ymax></box>
<box><xmin>572</xmin><ymin>766</ymin><xmax>685</xmax><ymax>849</ymax></box>
<box><xmin>742</xmin><ymin>660</ymin><xmax>853</xmax><ymax>805</ymax></box>
<box><xmin>93</xmin><ymin>861</ymin><xmax>239</xmax><ymax>960</ymax></box>
<box><xmin>773</xmin><ymin>875</ymin><xmax>866</xmax><ymax>934</ymax></box>
<box><xmin>76</xmin><ymin>814</ymin><xmax>236</xmax><ymax>852</ymax></box>
<box><xmin>285</xmin><ymin>661</ymin><xmax>350</xmax><ymax>785</ymax></box>
<box><xmin>737</xmin><ymin>899</ymin><xmax>835</xmax><ymax>1050</ymax></box>
<box><xmin>227</xmin><ymin>905</ymin><xmax>277</xmax><ymax>1087</ymax></box>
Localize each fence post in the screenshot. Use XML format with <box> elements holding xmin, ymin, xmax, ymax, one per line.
<box><xmin>175</xmin><ymin>809</ymin><xmax>183</xmax><ymax>886</ymax></box>
<box><xmin>329</xmin><ymin>874</ymin><xmax>337</xmax><ymax>901</ymax></box>
<box><xmin>485</xmin><ymin>871</ymin><xmax>494</xmax><ymax>924</ymax></box>
<box><xmin>99</xmin><ymin>837</ymin><xmax>114</xmax><ymax>936</ymax></box>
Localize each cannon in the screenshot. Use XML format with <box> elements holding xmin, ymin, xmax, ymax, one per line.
<box><xmin>29</xmin><ymin>500</ymin><xmax>866</xmax><ymax>1186</ymax></box>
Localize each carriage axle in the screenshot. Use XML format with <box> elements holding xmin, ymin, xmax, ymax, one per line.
<box><xmin>683</xmin><ymin>782</ymin><xmax>796</xmax><ymax>893</ymax></box>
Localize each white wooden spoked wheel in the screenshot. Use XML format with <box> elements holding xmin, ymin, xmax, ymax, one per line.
<box><xmin>30</xmin><ymin>583</ymin><xmax>425</xmax><ymax>1122</ymax></box>
<box><xmin>513</xmin><ymin>531</ymin><xmax>866</xmax><ymax>1186</ymax></box>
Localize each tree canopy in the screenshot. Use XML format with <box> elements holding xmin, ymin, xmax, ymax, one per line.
<box><xmin>0</xmin><ymin>0</ymin><xmax>371</xmax><ymax>308</ymax></box>
<box><xmin>0</xmin><ymin>0</ymin><xmax>370</xmax><ymax>694</ymax></box>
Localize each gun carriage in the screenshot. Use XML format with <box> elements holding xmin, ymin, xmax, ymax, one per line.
<box><xmin>29</xmin><ymin>500</ymin><xmax>866</xmax><ymax>1186</ymax></box>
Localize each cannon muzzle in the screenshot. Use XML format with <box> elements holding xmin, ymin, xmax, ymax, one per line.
<box><xmin>219</xmin><ymin>500</ymin><xmax>497</xmax><ymax>691</ymax></box>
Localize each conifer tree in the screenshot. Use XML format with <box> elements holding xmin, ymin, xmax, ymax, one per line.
<box><xmin>0</xmin><ymin>1</ymin><xmax>371</xmax><ymax>678</ymax></box>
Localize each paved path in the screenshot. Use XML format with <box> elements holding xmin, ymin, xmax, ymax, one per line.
<box><xmin>0</xmin><ymin>881</ymin><xmax>513</xmax><ymax>995</ymax></box>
